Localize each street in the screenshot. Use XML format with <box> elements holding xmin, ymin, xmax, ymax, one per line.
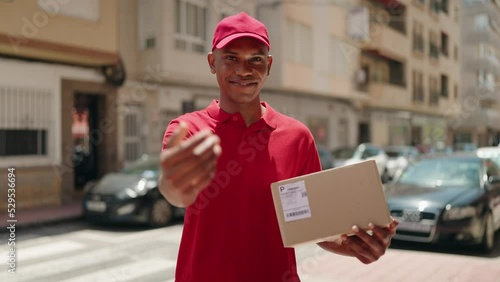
<box><xmin>1</xmin><ymin>220</ymin><xmax>500</xmax><ymax>282</ymax></box>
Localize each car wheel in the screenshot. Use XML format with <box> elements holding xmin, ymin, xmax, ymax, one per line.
<box><xmin>149</xmin><ymin>197</ymin><xmax>173</xmax><ymax>227</ymax></box>
<box><xmin>480</xmin><ymin>212</ymin><xmax>495</xmax><ymax>253</ymax></box>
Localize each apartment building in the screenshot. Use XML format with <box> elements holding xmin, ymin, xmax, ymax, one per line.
<box><xmin>352</xmin><ymin>0</ymin><xmax>462</xmax><ymax>147</ymax></box>
<box><xmin>0</xmin><ymin>0</ymin><xmax>121</xmax><ymax>209</ymax></box>
<box><xmin>258</xmin><ymin>0</ymin><xmax>462</xmax><ymax>148</ymax></box>
<box><xmin>119</xmin><ymin>0</ymin><xmax>462</xmax><ymax>160</ymax></box>
<box><xmin>119</xmin><ymin>0</ymin><xmax>362</xmax><ymax>158</ymax></box>
<box><xmin>458</xmin><ymin>0</ymin><xmax>500</xmax><ymax>146</ymax></box>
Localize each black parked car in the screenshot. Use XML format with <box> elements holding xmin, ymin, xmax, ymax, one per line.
<box><xmin>83</xmin><ymin>154</ymin><xmax>183</xmax><ymax>227</ymax></box>
<box><xmin>317</xmin><ymin>145</ymin><xmax>334</xmax><ymax>170</ymax></box>
<box><xmin>385</xmin><ymin>154</ymin><xmax>500</xmax><ymax>252</ymax></box>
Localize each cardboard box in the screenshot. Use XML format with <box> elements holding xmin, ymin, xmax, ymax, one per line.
<box><xmin>270</xmin><ymin>160</ymin><xmax>392</xmax><ymax>247</ymax></box>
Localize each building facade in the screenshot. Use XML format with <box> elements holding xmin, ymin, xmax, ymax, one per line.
<box><xmin>117</xmin><ymin>0</ymin><xmax>463</xmax><ymax>168</ymax></box>
<box><xmin>353</xmin><ymin>0</ymin><xmax>462</xmax><ymax>148</ymax></box>
<box><xmin>0</xmin><ymin>0</ymin><xmax>121</xmax><ymax>209</ymax></box>
<box><xmin>458</xmin><ymin>0</ymin><xmax>500</xmax><ymax>146</ymax></box>
<box><xmin>118</xmin><ymin>0</ymin><xmax>362</xmax><ymax>162</ymax></box>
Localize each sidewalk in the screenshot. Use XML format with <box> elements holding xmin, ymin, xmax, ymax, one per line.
<box><xmin>0</xmin><ymin>200</ymin><xmax>83</xmax><ymax>230</ymax></box>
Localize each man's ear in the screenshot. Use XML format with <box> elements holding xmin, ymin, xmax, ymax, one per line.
<box><xmin>267</xmin><ymin>55</ymin><xmax>273</xmax><ymax>76</ymax></box>
<box><xmin>207</xmin><ymin>52</ymin><xmax>216</xmax><ymax>74</ymax></box>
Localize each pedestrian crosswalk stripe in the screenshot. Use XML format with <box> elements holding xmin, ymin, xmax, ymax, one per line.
<box><xmin>58</xmin><ymin>259</ymin><xmax>176</xmax><ymax>282</ymax></box>
<box><xmin>0</xmin><ymin>248</ymin><xmax>123</xmax><ymax>282</ymax></box>
<box><xmin>0</xmin><ymin>240</ymin><xmax>85</xmax><ymax>262</ymax></box>
<box><xmin>75</xmin><ymin>230</ymin><xmax>122</xmax><ymax>243</ymax></box>
<box><xmin>114</xmin><ymin>225</ymin><xmax>183</xmax><ymax>243</ymax></box>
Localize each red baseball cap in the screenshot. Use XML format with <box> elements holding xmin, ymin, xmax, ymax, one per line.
<box><xmin>212</xmin><ymin>12</ymin><xmax>270</xmax><ymax>51</ymax></box>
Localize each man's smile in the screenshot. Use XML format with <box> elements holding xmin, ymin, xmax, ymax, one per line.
<box><xmin>229</xmin><ymin>80</ymin><xmax>258</xmax><ymax>87</ymax></box>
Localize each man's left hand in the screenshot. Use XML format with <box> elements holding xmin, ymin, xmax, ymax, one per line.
<box><xmin>317</xmin><ymin>218</ymin><xmax>398</xmax><ymax>264</ymax></box>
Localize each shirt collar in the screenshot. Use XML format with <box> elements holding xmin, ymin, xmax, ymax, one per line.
<box><xmin>206</xmin><ymin>100</ymin><xmax>277</xmax><ymax>129</ymax></box>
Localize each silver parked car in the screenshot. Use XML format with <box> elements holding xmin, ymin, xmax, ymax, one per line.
<box><xmin>385</xmin><ymin>154</ymin><xmax>500</xmax><ymax>252</ymax></box>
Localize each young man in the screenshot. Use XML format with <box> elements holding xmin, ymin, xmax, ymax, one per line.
<box><xmin>160</xmin><ymin>12</ymin><xmax>398</xmax><ymax>282</ymax></box>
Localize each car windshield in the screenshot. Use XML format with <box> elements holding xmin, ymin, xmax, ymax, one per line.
<box><xmin>121</xmin><ymin>155</ymin><xmax>160</xmax><ymax>175</ymax></box>
<box><xmin>397</xmin><ymin>158</ymin><xmax>481</xmax><ymax>188</ymax></box>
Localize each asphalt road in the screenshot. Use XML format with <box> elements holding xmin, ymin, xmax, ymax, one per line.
<box><xmin>1</xmin><ymin>219</ymin><xmax>499</xmax><ymax>282</ymax></box>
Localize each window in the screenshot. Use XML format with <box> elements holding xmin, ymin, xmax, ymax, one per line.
<box><xmin>412</xmin><ymin>70</ymin><xmax>424</xmax><ymax>102</ymax></box>
<box><xmin>441</xmin><ymin>0</ymin><xmax>449</xmax><ymax>14</ymax></box>
<box><xmin>429</xmin><ymin>31</ymin><xmax>439</xmax><ymax>59</ymax></box>
<box><xmin>138</xmin><ymin>1</ymin><xmax>156</xmax><ymax>49</ymax></box>
<box><xmin>429</xmin><ymin>76</ymin><xmax>439</xmax><ymax>105</ymax></box>
<box><xmin>123</xmin><ymin>104</ymin><xmax>144</xmax><ymax>163</ymax></box>
<box><xmin>454</xmin><ymin>45</ymin><xmax>458</xmax><ymax>61</ymax></box>
<box><xmin>475</xmin><ymin>14</ymin><xmax>489</xmax><ymax>31</ymax></box>
<box><xmin>477</xmin><ymin>70</ymin><xmax>495</xmax><ymax>90</ymax></box>
<box><xmin>0</xmin><ymin>87</ymin><xmax>52</xmax><ymax>157</ymax></box>
<box><xmin>440</xmin><ymin>74</ymin><xmax>448</xmax><ymax>97</ymax></box>
<box><xmin>38</xmin><ymin>0</ymin><xmax>100</xmax><ymax>21</ymax></box>
<box><xmin>412</xmin><ymin>21</ymin><xmax>424</xmax><ymax>53</ymax></box>
<box><xmin>286</xmin><ymin>19</ymin><xmax>312</xmax><ymax>65</ymax></box>
<box><xmin>330</xmin><ymin>36</ymin><xmax>349</xmax><ymax>75</ymax></box>
<box><xmin>478</xmin><ymin>43</ymin><xmax>494</xmax><ymax>58</ymax></box>
<box><xmin>175</xmin><ymin>0</ymin><xmax>207</xmax><ymax>53</ymax></box>
<box><xmin>429</xmin><ymin>0</ymin><xmax>440</xmax><ymax>14</ymax></box>
<box><xmin>388</xmin><ymin>59</ymin><xmax>405</xmax><ymax>86</ymax></box>
<box><xmin>388</xmin><ymin>5</ymin><xmax>406</xmax><ymax>34</ymax></box>
<box><xmin>454</xmin><ymin>84</ymin><xmax>458</xmax><ymax>99</ymax></box>
<box><xmin>0</xmin><ymin>130</ymin><xmax>47</xmax><ymax>156</ymax></box>
<box><xmin>441</xmin><ymin>32</ymin><xmax>448</xmax><ymax>57</ymax></box>
<box><xmin>412</xmin><ymin>70</ymin><xmax>417</xmax><ymax>101</ymax></box>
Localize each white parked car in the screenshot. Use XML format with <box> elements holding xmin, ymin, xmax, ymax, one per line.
<box><xmin>476</xmin><ymin>146</ymin><xmax>500</xmax><ymax>167</ymax></box>
<box><xmin>344</xmin><ymin>143</ymin><xmax>390</xmax><ymax>182</ymax></box>
<box><xmin>384</xmin><ymin>145</ymin><xmax>420</xmax><ymax>180</ymax></box>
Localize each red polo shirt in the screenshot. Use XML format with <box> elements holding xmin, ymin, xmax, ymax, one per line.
<box><xmin>162</xmin><ymin>100</ymin><xmax>321</xmax><ymax>282</ymax></box>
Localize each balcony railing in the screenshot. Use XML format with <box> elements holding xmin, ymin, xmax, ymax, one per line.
<box><xmin>367</xmin><ymin>82</ymin><xmax>409</xmax><ymax>108</ymax></box>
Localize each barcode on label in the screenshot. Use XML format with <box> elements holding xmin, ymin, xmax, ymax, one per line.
<box><xmin>279</xmin><ymin>180</ymin><xmax>311</xmax><ymax>222</ymax></box>
<box><xmin>287</xmin><ymin>209</ymin><xmax>309</xmax><ymax>217</ymax></box>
